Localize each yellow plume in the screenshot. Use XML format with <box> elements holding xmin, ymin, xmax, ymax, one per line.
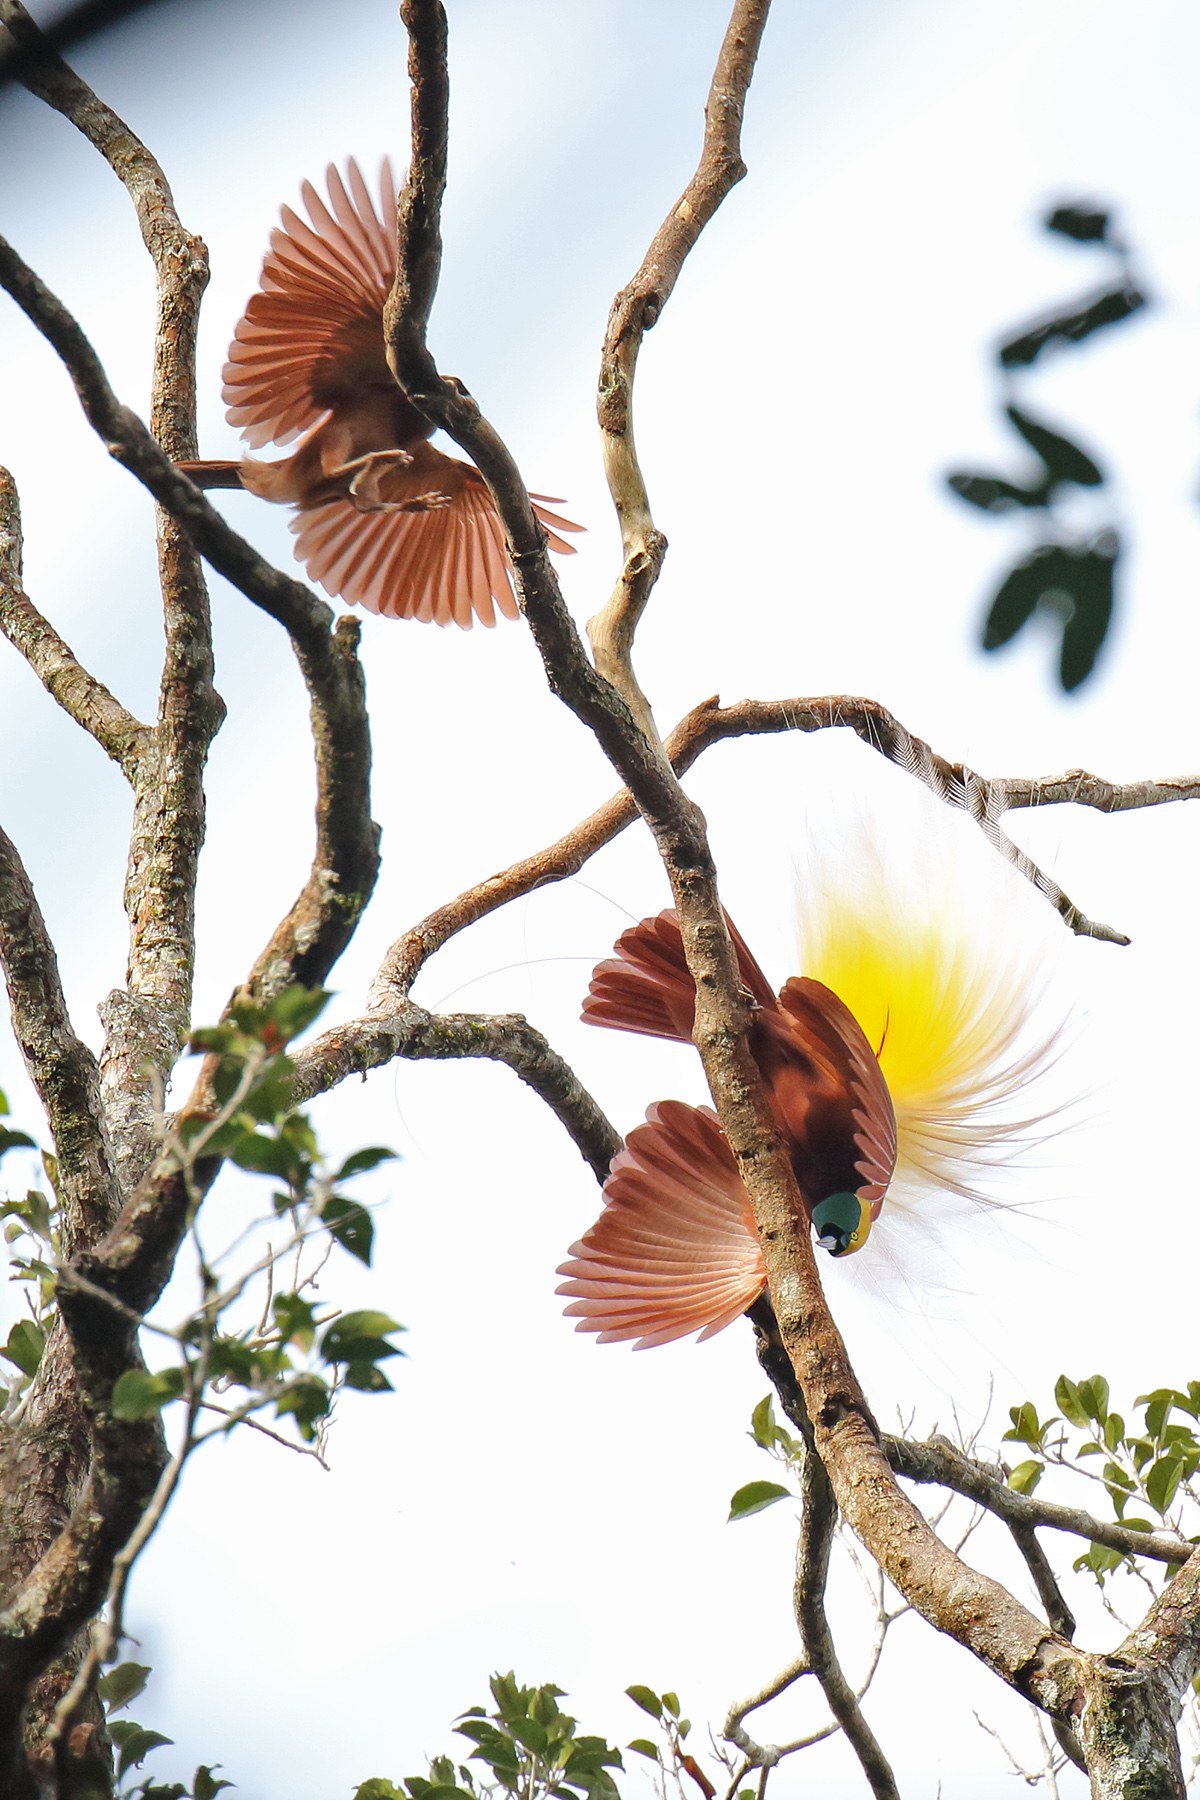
<box><xmin>796</xmin><ymin>804</ymin><xmax>1068</xmax><ymax>1217</ymax></box>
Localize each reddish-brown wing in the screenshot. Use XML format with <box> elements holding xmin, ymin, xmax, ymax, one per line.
<box><xmin>223</xmin><ymin>159</ymin><xmax>398</xmax><ymax>449</ymax></box>
<box><xmin>291</xmin><ymin>442</ymin><xmax>581</xmax><ymax>629</ymax></box>
<box><xmin>557</xmin><ymin>1101</ymin><xmax>766</xmax><ymax>1348</ymax></box>
<box><xmin>582</xmin><ymin>909</ymin><xmax>778</xmax><ymax>1042</ymax></box>
<box><xmin>774</xmin><ymin>977</ymin><xmax>897</xmax><ymax>1214</ymax></box>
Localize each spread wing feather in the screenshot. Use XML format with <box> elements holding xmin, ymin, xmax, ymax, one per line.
<box><xmin>557</xmin><ymin>1101</ymin><xmax>765</xmax><ymax>1348</ymax></box>
<box><xmin>582</xmin><ymin>908</ymin><xmax>777</xmax><ymax>1041</ymax></box>
<box><xmin>223</xmin><ymin>158</ymin><xmax>397</xmax><ymax>449</ymax></box>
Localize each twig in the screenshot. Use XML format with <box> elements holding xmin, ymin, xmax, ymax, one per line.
<box><xmin>590</xmin><ymin>1</ymin><xmax>770</xmax><ymax>739</ymax></box>
<box><xmin>0</xmin><ymin>470</ymin><xmax>148</xmax><ymax>776</ymax></box>
<box><xmin>789</xmin><ymin>1437</ymin><xmax>899</xmax><ymax>1798</ymax></box>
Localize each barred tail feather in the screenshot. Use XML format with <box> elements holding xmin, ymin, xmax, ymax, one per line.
<box><xmin>556</xmin><ymin>1101</ymin><xmax>766</xmax><ymax>1349</ymax></box>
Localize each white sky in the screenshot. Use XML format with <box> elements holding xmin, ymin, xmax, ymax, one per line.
<box><xmin>2</xmin><ymin>1</ymin><xmax>1200</xmax><ymax>1795</ymax></box>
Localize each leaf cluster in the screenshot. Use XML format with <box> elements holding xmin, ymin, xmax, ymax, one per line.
<box><xmin>98</xmin><ymin>1661</ymin><xmax>231</xmax><ymax>1799</ymax></box>
<box><xmin>1004</xmin><ymin>1372</ymin><xmax>1200</xmax><ymax>1582</ymax></box>
<box><xmin>356</xmin><ymin>1673</ymin><xmax>624</xmax><ymax>1800</ymax></box>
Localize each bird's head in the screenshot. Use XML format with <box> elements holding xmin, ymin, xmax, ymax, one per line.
<box><xmin>810</xmin><ymin>1191</ymin><xmax>872</xmax><ymax>1257</ymax></box>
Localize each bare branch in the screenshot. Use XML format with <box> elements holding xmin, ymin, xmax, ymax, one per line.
<box><xmin>0</xmin><ymin>234</ymin><xmax>380</xmax><ymax>1023</ymax></box>
<box><xmin>291</xmin><ymin>1004</ymin><xmax>620</xmax><ymax>1185</ymax></box>
<box><xmin>372</xmin><ymin>687</ymin><xmax>1187</xmax><ymax>1013</ymax></box>
<box><xmin>886</xmin><ymin>1434</ymin><xmax>1193</xmax><ymax>1568</ymax></box>
<box><xmin>591</xmin><ymin>0</ymin><xmax>770</xmax><ymax>736</ymax></box>
<box><xmin>790</xmin><ymin>1437</ymin><xmax>899</xmax><ymax>1798</ymax></box>
<box><xmin>0</xmin><ymin>470</ymin><xmax>148</xmax><ymax>776</ymax></box>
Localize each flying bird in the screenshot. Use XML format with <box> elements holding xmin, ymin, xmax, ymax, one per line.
<box><xmin>558</xmin><ymin>873</ymin><xmax>1061</xmax><ymax>1349</ymax></box>
<box><xmin>178</xmin><ymin>159</ymin><xmax>581</xmax><ymax>628</ymax></box>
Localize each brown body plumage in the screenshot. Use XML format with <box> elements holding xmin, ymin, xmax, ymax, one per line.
<box><xmin>557</xmin><ymin>910</ymin><xmax>897</xmax><ymax>1347</ymax></box>
<box><xmin>179</xmin><ymin>159</ymin><xmax>581</xmax><ymax>628</ymax></box>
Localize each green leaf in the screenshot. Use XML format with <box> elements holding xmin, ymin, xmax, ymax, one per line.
<box><xmin>109</xmin><ymin>1721</ymin><xmax>173</xmax><ymax>1779</ymax></box>
<box><xmin>1</xmin><ymin>1318</ymin><xmax>45</xmax><ymax>1377</ymax></box>
<box><xmin>1004</xmin><ymin>404</ymin><xmax>1104</xmax><ymax>488</ymax></box>
<box><xmin>1076</xmin><ymin>1375</ymin><xmax>1111</xmax><ymax>1426</ymax></box>
<box><xmin>266</xmin><ymin>984</ymin><xmax>333</xmax><ymax>1044</ymax></box>
<box><xmin>336</xmin><ymin>1146</ymin><xmax>398</xmax><ymax>1181</ymax></box>
<box><xmin>660</xmin><ymin>1692</ymin><xmax>679</xmax><ymax>1720</ymax></box>
<box><xmin>1073</xmin><ymin>1540</ymin><xmax>1125</xmax><ymax>1581</ymax></box>
<box><xmin>112</xmin><ymin>1367</ymin><xmax>186</xmax><ymax>1420</ymax></box>
<box><xmin>342</xmin><ymin>1363</ymin><xmax>395</xmax><ymax>1393</ymax></box>
<box><xmin>1058</xmin><ymin>535</ymin><xmax>1117</xmax><ymax>693</ymax></box>
<box><xmin>320</xmin><ymin>1310</ymin><xmax>404</xmax><ymax>1363</ymax></box>
<box><xmin>1146</xmin><ymin>1456</ymin><xmax>1184</xmax><ymax>1517</ymax></box>
<box><xmin>1003</xmin><ymin>1401</ymin><xmax>1042</xmax><ymax>1446</ymax></box>
<box><xmin>1054</xmin><ymin>1376</ymin><xmax>1090</xmax><ymax>1430</ymax></box>
<box><xmin>273</xmin><ymin>1375</ymin><xmax>330</xmax><ymax>1439</ymax></box>
<box><xmin>187</xmin><ymin>1025</ymin><xmax>241</xmax><ymax>1056</ymax></box>
<box><xmin>1045</xmin><ymin>201</ymin><xmax>1110</xmax><ymax>243</ymax></box>
<box><xmin>321</xmin><ymin>1195</ymin><xmax>375</xmax><ymax>1265</ymax></box>
<box><xmin>625</xmin><ymin>1686</ymin><xmax>662</xmax><ymax>1722</ymax></box>
<box><xmin>749</xmin><ymin>1395</ymin><xmax>776</xmax><ymax>1449</ymax></box>
<box><xmin>627</xmin><ymin>1739</ymin><xmax>660</xmax><ymax>1761</ymax></box>
<box><xmin>192</xmin><ymin>1768</ymin><xmax>234</xmax><ymax>1800</ymax></box>
<box><xmin>0</xmin><ymin>1126</ymin><xmax>35</xmax><ymax>1159</ymax></box>
<box><xmin>227</xmin><ymin>1129</ymin><xmax>306</xmax><ymax>1184</ymax></box>
<box><xmin>98</xmin><ymin>1661</ymin><xmax>151</xmax><ymax>1712</ymax></box>
<box><xmin>1007</xmin><ymin>1460</ymin><xmax>1043</xmax><ymax>1496</ymax></box>
<box><xmin>728</xmin><ymin>1480</ymin><xmax>791</xmax><ymax>1521</ymax></box>
<box><xmin>353</xmin><ymin>1783</ymin><xmax>405</xmax><ymax>1800</ymax></box>
<box><xmin>273</xmin><ymin>1293</ymin><xmax>317</xmax><ymax>1352</ymax></box>
<box><xmin>243</xmin><ymin>1055</ymin><xmax>298</xmax><ymax>1124</ymax></box>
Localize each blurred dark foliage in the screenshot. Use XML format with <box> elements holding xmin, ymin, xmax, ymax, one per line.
<box><xmin>0</xmin><ymin>0</ymin><xmax>173</xmax><ymax>89</ymax></box>
<box><xmin>946</xmin><ymin>197</ymin><xmax>1147</xmax><ymax>694</ymax></box>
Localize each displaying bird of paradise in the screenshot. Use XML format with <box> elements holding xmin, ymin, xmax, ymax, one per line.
<box><xmin>178</xmin><ymin>159</ymin><xmax>582</xmax><ymax>628</ymax></box>
<box><xmin>558</xmin><ymin>846</ymin><xmax>1063</xmax><ymax>1349</ymax></box>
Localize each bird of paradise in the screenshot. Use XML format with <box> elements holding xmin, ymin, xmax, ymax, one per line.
<box><xmin>179</xmin><ymin>159</ymin><xmax>582</xmax><ymax>627</ymax></box>
<box><xmin>558</xmin><ymin>856</ymin><xmax>1061</xmax><ymax>1348</ymax></box>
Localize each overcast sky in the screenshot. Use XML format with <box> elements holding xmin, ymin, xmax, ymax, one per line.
<box><xmin>3</xmin><ymin>2</ymin><xmax>1200</xmax><ymax>1795</ymax></box>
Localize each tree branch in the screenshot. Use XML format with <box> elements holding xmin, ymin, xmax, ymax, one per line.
<box><xmin>0</xmin><ymin>470</ymin><xmax>148</xmax><ymax>777</ymax></box>
<box><xmin>791</xmin><ymin>1433</ymin><xmax>899</xmax><ymax>1798</ymax></box>
<box><xmin>290</xmin><ymin>1004</ymin><xmax>620</xmax><ymax>1184</ymax></box>
<box><xmin>590</xmin><ymin>1</ymin><xmax>769</xmax><ymax>737</ymax></box>
<box><xmin>0</xmin><ymin>826</ymin><xmax>121</xmax><ymax>1249</ymax></box>
<box><xmin>885</xmin><ymin>1434</ymin><xmax>1193</xmax><ymax>1569</ymax></box>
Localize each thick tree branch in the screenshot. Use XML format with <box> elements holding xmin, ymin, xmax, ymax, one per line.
<box><xmin>0</xmin><ymin>470</ymin><xmax>148</xmax><ymax>777</ymax></box>
<box><xmin>590</xmin><ymin>1</ymin><xmax>769</xmax><ymax>737</ymax></box>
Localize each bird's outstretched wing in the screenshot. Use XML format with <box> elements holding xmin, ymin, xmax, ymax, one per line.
<box><xmin>557</xmin><ymin>1101</ymin><xmax>765</xmax><ymax>1348</ymax></box>
<box><xmin>582</xmin><ymin>908</ymin><xmax>778</xmax><ymax>1042</ymax></box>
<box><xmin>223</xmin><ymin>159</ymin><xmax>397</xmax><ymax>449</ymax></box>
<box><xmin>776</xmin><ymin>977</ymin><xmax>897</xmax><ymax>1213</ymax></box>
<box><xmin>291</xmin><ymin>442</ymin><xmax>581</xmax><ymax>629</ymax></box>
